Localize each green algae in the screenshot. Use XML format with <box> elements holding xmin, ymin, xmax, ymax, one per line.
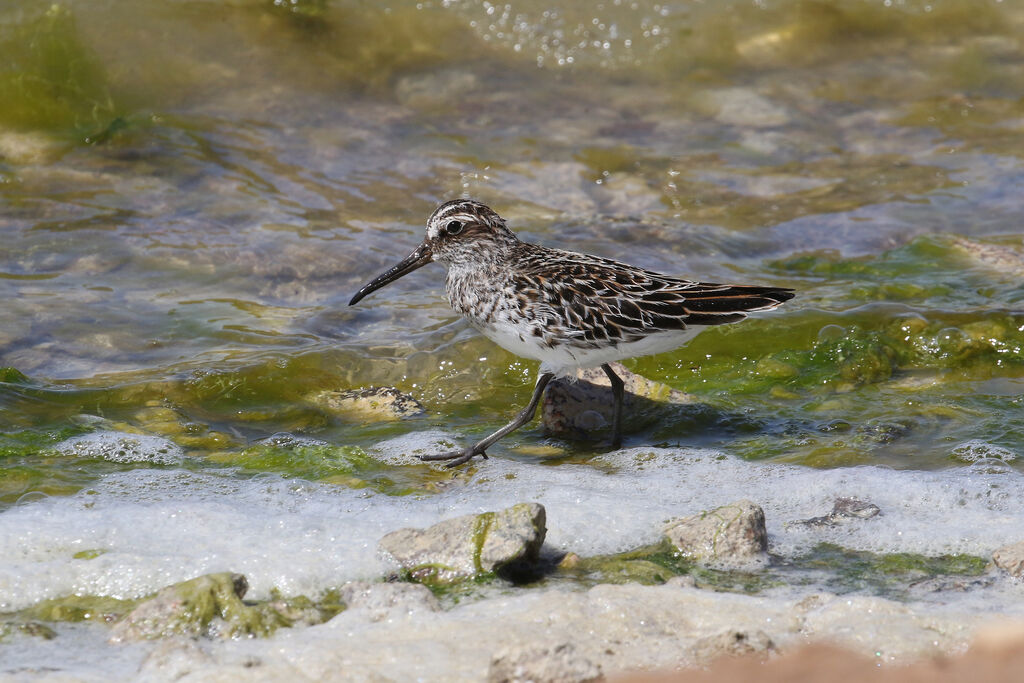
<box><xmin>545</xmin><ymin>540</ymin><xmax>990</xmax><ymax>600</ymax></box>
<box><xmin>71</xmin><ymin>548</ymin><xmax>106</xmax><ymax>560</ymax></box>
<box><xmin>550</xmin><ymin>541</ymin><xmax>779</xmax><ymax>593</ymax></box>
<box><xmin>0</xmin><ymin>0</ymin><xmax>1021</xmax><ymax>621</ymax></box>
<box><xmin>471</xmin><ymin>511</ymin><xmax>497</xmax><ymax>575</ymax></box>
<box><xmin>215</xmin><ymin>439</ymin><xmax>440</xmax><ymax>496</ymax></box>
<box><xmin>627</xmin><ymin>239</ymin><xmax>1024</xmax><ymax>464</ymax></box>
<box><xmin>19</xmin><ymin>594</ymin><xmax>135</xmax><ymax>624</ymax></box>
<box><xmin>785</xmin><ymin>544</ymin><xmax>990</xmax><ymax>599</ymax></box>
<box><xmin>107</xmin><ymin>573</ymin><xmax>319</xmax><ymax>640</ymax></box>
<box><xmin>0</xmin><ymin>4</ymin><xmax>119</xmax><ymax>138</ymax></box>
<box><xmin>2</xmin><ymin>577</ymin><xmax>344</xmax><ymax>642</ymax></box>
<box><xmin>0</xmin><ymin>368</ymin><xmax>30</xmax><ymax>384</ymax></box>
<box><xmin>0</xmin><ymin>622</ymin><xmax>57</xmax><ymax>641</ymax></box>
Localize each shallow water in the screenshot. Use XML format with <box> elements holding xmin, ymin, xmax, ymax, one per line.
<box><xmin>2</xmin><ymin>0</ymin><xmax>1024</xmax><ymax>673</ymax></box>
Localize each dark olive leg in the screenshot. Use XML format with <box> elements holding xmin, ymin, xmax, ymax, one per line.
<box><xmin>601</xmin><ymin>363</ymin><xmax>624</xmax><ymax>449</ymax></box>
<box><xmin>421</xmin><ymin>372</ymin><xmax>555</xmax><ymax>468</ymax></box>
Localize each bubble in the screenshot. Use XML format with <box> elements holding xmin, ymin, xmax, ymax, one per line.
<box><xmin>951</xmin><ymin>440</ymin><xmax>1017</xmax><ymax>464</ymax></box>
<box><xmin>817</xmin><ymin>324</ymin><xmax>846</xmax><ymax>343</ymax></box>
<box><xmin>53</xmin><ymin>431</ymin><xmax>185</xmax><ymax>465</ymax></box>
<box><xmin>934</xmin><ymin>327</ymin><xmax>969</xmax><ymax>357</ymax></box>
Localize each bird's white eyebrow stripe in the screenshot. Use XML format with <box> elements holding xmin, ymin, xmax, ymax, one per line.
<box><xmin>433</xmin><ymin>204</ymin><xmax>469</xmax><ymax>221</ymax></box>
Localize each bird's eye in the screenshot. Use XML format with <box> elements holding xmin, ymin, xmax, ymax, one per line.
<box><xmin>445</xmin><ymin>220</ymin><xmax>464</xmax><ymax>235</ymax></box>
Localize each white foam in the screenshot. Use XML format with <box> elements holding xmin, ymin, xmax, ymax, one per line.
<box><xmin>1</xmin><ymin>442</ymin><xmax>1022</xmax><ymax>612</ymax></box>
<box><xmin>54</xmin><ymin>431</ymin><xmax>185</xmax><ymax>465</ymax></box>
<box><xmin>951</xmin><ymin>439</ymin><xmax>1017</xmax><ymax>463</ymax></box>
<box><xmin>370</xmin><ymin>429</ymin><xmax>460</xmax><ymax>465</ymax></box>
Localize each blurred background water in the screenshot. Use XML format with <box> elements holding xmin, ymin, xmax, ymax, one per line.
<box><xmin>1</xmin><ymin>0</ymin><xmax>1024</xmax><ymax>661</ymax></box>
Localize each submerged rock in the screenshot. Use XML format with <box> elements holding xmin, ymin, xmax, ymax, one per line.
<box><xmin>664</xmin><ymin>500</ymin><xmax>768</xmax><ymax>569</ymax></box>
<box><xmin>699</xmin><ymin>87</ymin><xmax>792</xmax><ymax>128</ymax></box>
<box><xmin>110</xmin><ymin>573</ymin><xmax>280</xmax><ymax>642</ymax></box>
<box><xmin>308</xmin><ymin>387</ymin><xmax>425</xmax><ymax>421</ymax></box>
<box><xmin>542</xmin><ymin>362</ymin><xmax>693</xmax><ymax>440</ymax></box>
<box><xmin>786</xmin><ymin>497</ymin><xmax>881</xmax><ymax>529</ymax></box>
<box><xmin>992</xmin><ymin>541</ymin><xmax>1024</xmax><ymax>578</ymax></box>
<box><xmin>952</xmin><ymin>237</ymin><xmax>1024</xmax><ymax>276</ymax></box>
<box><xmin>580</xmin><ymin>557</ymin><xmax>677</xmax><ymax>586</ymax></box>
<box><xmin>908</xmin><ymin>574</ymin><xmax>998</xmax><ymax>594</ymax></box>
<box><xmin>378</xmin><ymin>503</ymin><xmax>547</xmax><ymax>584</ymax></box>
<box><xmin>488</xmin><ymin>642</ymin><xmax>604</xmax><ymax>683</ymax></box>
<box><xmin>13</xmin><ymin>622</ymin><xmax>57</xmax><ymax>640</ymax></box>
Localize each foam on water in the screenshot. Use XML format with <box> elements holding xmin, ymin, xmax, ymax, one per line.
<box><xmin>54</xmin><ymin>431</ymin><xmax>185</xmax><ymax>465</ymax></box>
<box><xmin>1</xmin><ymin>435</ymin><xmax>1023</xmax><ymax>611</ymax></box>
<box><xmin>370</xmin><ymin>429</ymin><xmax>457</xmax><ymax>465</ymax></box>
<box><xmin>951</xmin><ymin>439</ymin><xmax>1017</xmax><ymax>463</ymax></box>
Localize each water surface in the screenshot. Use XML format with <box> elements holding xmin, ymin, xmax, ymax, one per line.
<box><xmin>2</xmin><ymin>0</ymin><xmax>1024</xmax><ymax>670</ymax></box>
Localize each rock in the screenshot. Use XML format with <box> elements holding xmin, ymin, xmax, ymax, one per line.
<box><xmin>494</xmin><ymin>161</ymin><xmax>599</xmax><ymax>216</ymax></box>
<box><xmin>700</xmin><ymin>88</ymin><xmax>792</xmax><ymax>128</ymax></box>
<box><xmin>136</xmin><ymin>638</ymin><xmax>213</xmax><ymax>680</ymax></box>
<box><xmin>595</xmin><ymin>174</ymin><xmax>664</xmax><ymax>216</ymax></box>
<box><xmin>664</xmin><ymin>500</ymin><xmax>768</xmax><ymax>569</ymax></box>
<box><xmin>993</xmin><ymin>541</ymin><xmax>1024</xmax><ymax>578</ymax></box>
<box><xmin>691</xmin><ymin>629</ymin><xmax>775</xmax><ymax>664</ymax></box>
<box><xmin>953</xmin><ymin>237</ymin><xmax>1024</xmax><ymax>276</ymax></box>
<box><xmin>581</xmin><ymin>558</ymin><xmax>677</xmax><ymax>586</ymax></box>
<box><xmin>339</xmin><ymin>581</ymin><xmax>440</xmax><ymax>622</ymax></box>
<box><xmin>786</xmin><ymin>497</ymin><xmax>881</xmax><ymax>529</ymax></box>
<box><xmin>378</xmin><ymin>503</ymin><xmax>547</xmax><ymax>584</ymax></box>
<box><xmin>488</xmin><ymin>642</ymin><xmax>604</xmax><ymax>683</ymax></box>
<box><xmin>109</xmin><ymin>573</ymin><xmax>282</xmax><ymax>642</ymax></box>
<box><xmin>308</xmin><ymin>387</ymin><xmax>425</xmax><ymax>421</ymax></box>
<box><xmin>0</xmin><ymin>130</ymin><xmax>65</xmax><ymax>165</ymax></box>
<box><xmin>542</xmin><ymin>362</ymin><xmax>694</xmax><ymax>440</ymax></box>
<box><xmin>395</xmin><ymin>68</ymin><xmax>479</xmax><ymax>108</ymax></box>
<box><xmin>20</xmin><ymin>594</ymin><xmax>134</xmax><ymax>623</ymax></box>
<box><xmin>18</xmin><ymin>622</ymin><xmax>57</xmax><ymax>640</ymax></box>
<box><xmin>666</xmin><ymin>575</ymin><xmax>697</xmax><ymax>589</ymax></box>
<box><xmin>908</xmin><ymin>574</ymin><xmax>997</xmax><ymax>594</ymax></box>
<box><xmin>96</xmin><ymin>581</ymin><xmax>1005</xmax><ymax>679</ymax></box>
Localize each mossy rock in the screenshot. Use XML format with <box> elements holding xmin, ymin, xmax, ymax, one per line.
<box><xmin>379</xmin><ymin>503</ymin><xmax>547</xmax><ymax>585</ymax></box>
<box><xmin>109</xmin><ymin>573</ymin><xmax>284</xmax><ymax>642</ymax></box>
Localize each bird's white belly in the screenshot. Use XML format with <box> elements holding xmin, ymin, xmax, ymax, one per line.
<box><xmin>473</xmin><ymin>318</ymin><xmax>702</xmax><ymax>377</ymax></box>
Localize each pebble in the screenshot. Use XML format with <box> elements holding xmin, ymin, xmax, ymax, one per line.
<box><xmin>378</xmin><ymin>502</ymin><xmax>547</xmax><ymax>584</ymax></box>
<box><xmin>664</xmin><ymin>500</ymin><xmax>769</xmax><ymax>569</ymax></box>
<box><xmin>308</xmin><ymin>386</ymin><xmax>425</xmax><ymax>421</ymax></box>
<box><xmin>542</xmin><ymin>362</ymin><xmax>693</xmax><ymax>441</ymax></box>
<box><xmin>992</xmin><ymin>541</ymin><xmax>1024</xmax><ymax>578</ymax></box>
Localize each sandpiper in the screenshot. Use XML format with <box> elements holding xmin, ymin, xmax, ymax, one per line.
<box><xmin>350</xmin><ymin>199</ymin><xmax>794</xmax><ymax>467</ymax></box>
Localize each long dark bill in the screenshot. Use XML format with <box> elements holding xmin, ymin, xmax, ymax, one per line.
<box><xmin>348</xmin><ymin>242</ymin><xmax>433</xmax><ymax>306</ymax></box>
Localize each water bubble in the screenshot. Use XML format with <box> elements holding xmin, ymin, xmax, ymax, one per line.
<box><xmin>934</xmin><ymin>327</ymin><xmax>968</xmax><ymax>357</ymax></box>
<box><xmin>951</xmin><ymin>440</ymin><xmax>1016</xmax><ymax>464</ymax></box>
<box><xmin>16</xmin><ymin>491</ymin><xmax>51</xmax><ymax>506</ymax></box>
<box><xmin>817</xmin><ymin>324</ymin><xmax>846</xmax><ymax>343</ymax></box>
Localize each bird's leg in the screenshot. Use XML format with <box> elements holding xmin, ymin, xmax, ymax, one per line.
<box><xmin>420</xmin><ymin>372</ymin><xmax>555</xmax><ymax>468</ymax></box>
<box><xmin>601</xmin><ymin>363</ymin><xmax>624</xmax><ymax>450</ymax></box>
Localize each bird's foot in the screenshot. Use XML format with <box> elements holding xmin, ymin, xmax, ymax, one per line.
<box><xmin>419</xmin><ymin>446</ymin><xmax>488</xmax><ymax>469</ymax></box>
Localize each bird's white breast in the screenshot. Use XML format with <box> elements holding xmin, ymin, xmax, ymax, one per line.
<box><xmin>472</xmin><ymin>316</ymin><xmax>701</xmax><ymax>377</ymax></box>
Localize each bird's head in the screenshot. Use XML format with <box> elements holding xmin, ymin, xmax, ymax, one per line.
<box><xmin>349</xmin><ymin>199</ymin><xmax>518</xmax><ymax>306</ymax></box>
